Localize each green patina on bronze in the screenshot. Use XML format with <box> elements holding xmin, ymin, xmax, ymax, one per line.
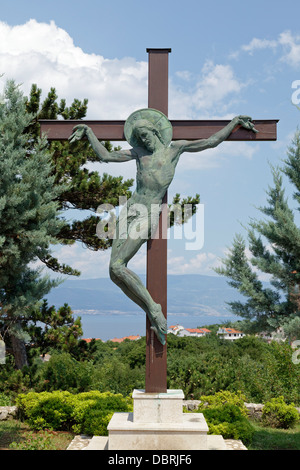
<box><xmin>69</xmin><ymin>109</ymin><xmax>257</xmax><ymax>344</ymax></box>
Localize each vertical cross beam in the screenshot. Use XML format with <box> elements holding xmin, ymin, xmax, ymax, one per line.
<box><xmin>145</xmin><ymin>48</ymin><xmax>171</xmax><ymax>393</ymax></box>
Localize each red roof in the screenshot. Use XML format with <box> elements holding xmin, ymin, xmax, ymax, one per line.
<box><xmin>185</xmin><ymin>328</ymin><xmax>210</xmax><ymax>334</ymax></box>
<box><xmin>220</xmin><ymin>328</ymin><xmax>243</xmax><ymax>334</ymax></box>
<box><xmin>110</xmin><ymin>335</ymin><xmax>141</xmax><ymax>343</ymax></box>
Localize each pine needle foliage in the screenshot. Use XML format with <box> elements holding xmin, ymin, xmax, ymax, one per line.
<box><xmin>215</xmin><ymin>131</ymin><xmax>300</xmax><ymax>335</ymax></box>
<box><xmin>0</xmin><ymin>80</ymin><xmax>66</xmax><ymax>364</ymax></box>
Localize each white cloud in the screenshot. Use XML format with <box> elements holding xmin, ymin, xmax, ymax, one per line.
<box><xmin>0</xmin><ymin>19</ymin><xmax>249</xmax><ymax>123</ymax></box>
<box><xmin>167</xmin><ymin>250</ymin><xmax>221</xmax><ymax>275</ymax></box>
<box><xmin>233</xmin><ymin>30</ymin><xmax>300</xmax><ymax>68</ymax></box>
<box><xmin>195</xmin><ymin>61</ymin><xmax>244</xmax><ymax>110</ymax></box>
<box><xmin>278</xmin><ymin>31</ymin><xmax>300</xmax><ymax>67</ymax></box>
<box><xmin>241</xmin><ymin>38</ymin><xmax>277</xmax><ymax>55</ymax></box>
<box><xmin>175</xmin><ymin>70</ymin><xmax>192</xmax><ymax>81</ymax></box>
<box><xmin>44</xmin><ymin>241</ymin><xmax>221</xmax><ymax>280</ymax></box>
<box><xmin>48</xmin><ymin>243</ymin><xmax>111</xmax><ymax>279</ymax></box>
<box><xmin>44</xmin><ymin>239</ymin><xmax>148</xmax><ymax>280</ymax></box>
<box><xmin>170</xmin><ymin>60</ymin><xmax>247</xmax><ymax>119</ymax></box>
<box><xmin>0</xmin><ymin>19</ymin><xmax>148</xmax><ymax>119</ymax></box>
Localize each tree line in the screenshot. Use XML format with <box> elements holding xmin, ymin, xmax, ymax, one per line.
<box><xmin>1</xmin><ymin>333</ymin><xmax>299</xmax><ymax>405</ymax></box>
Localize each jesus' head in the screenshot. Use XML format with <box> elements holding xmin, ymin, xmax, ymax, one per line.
<box><xmin>133</xmin><ymin>119</ymin><xmax>165</xmax><ymax>151</ymax></box>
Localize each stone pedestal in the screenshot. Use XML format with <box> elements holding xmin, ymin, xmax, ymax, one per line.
<box><xmin>84</xmin><ymin>388</ymin><xmax>228</xmax><ymax>450</ymax></box>
<box><xmin>106</xmin><ymin>389</ymin><xmax>222</xmax><ymax>450</ymax></box>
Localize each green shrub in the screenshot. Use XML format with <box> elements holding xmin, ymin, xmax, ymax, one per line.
<box><xmin>0</xmin><ymin>392</ymin><xmax>11</xmax><ymax>406</ymax></box>
<box><xmin>15</xmin><ymin>390</ymin><xmax>133</xmax><ymax>435</ymax></box>
<box><xmin>201</xmin><ymin>404</ymin><xmax>255</xmax><ymax>445</ymax></box>
<box><xmin>261</xmin><ymin>397</ymin><xmax>299</xmax><ymax>429</ymax></box>
<box><xmin>16</xmin><ymin>391</ymin><xmax>74</xmax><ymax>430</ymax></box>
<box><xmin>94</xmin><ymin>358</ymin><xmax>144</xmax><ymax>396</ymax></box>
<box><xmin>198</xmin><ymin>390</ymin><xmax>248</xmax><ymax>416</ymax></box>
<box><xmin>196</xmin><ymin>391</ymin><xmax>254</xmax><ymax>445</ymax></box>
<box><xmin>70</xmin><ymin>391</ymin><xmax>133</xmax><ymax>436</ymax></box>
<box><xmin>37</xmin><ymin>352</ymin><xmax>95</xmax><ymax>393</ymax></box>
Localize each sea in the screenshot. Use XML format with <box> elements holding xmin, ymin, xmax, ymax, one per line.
<box><xmin>45</xmin><ymin>274</ymin><xmax>244</xmax><ymax>342</ymax></box>
<box><xmin>72</xmin><ymin>311</ymin><xmax>228</xmax><ymax>342</ymax></box>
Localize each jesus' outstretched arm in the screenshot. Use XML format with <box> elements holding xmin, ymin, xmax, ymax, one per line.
<box><xmin>172</xmin><ymin>115</ymin><xmax>258</xmax><ymax>154</ymax></box>
<box><xmin>69</xmin><ymin>124</ymin><xmax>136</xmax><ymax>162</ymax></box>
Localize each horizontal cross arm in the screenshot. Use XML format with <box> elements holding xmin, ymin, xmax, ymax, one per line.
<box><xmin>39</xmin><ymin>119</ymin><xmax>278</xmax><ymax>142</ymax></box>
<box><xmin>171</xmin><ymin>119</ymin><xmax>278</xmax><ymax>142</ymax></box>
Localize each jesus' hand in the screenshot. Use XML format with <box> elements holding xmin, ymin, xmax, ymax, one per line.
<box><xmin>237</xmin><ymin>115</ymin><xmax>259</xmax><ymax>133</ymax></box>
<box><xmin>69</xmin><ymin>124</ymin><xmax>89</xmax><ymax>143</ymax></box>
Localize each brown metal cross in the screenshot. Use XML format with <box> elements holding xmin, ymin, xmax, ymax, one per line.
<box><xmin>40</xmin><ymin>48</ymin><xmax>278</xmax><ymax>393</ymax></box>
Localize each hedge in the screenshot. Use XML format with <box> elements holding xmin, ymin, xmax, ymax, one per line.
<box><xmin>195</xmin><ymin>390</ymin><xmax>255</xmax><ymax>445</ymax></box>
<box><xmin>16</xmin><ymin>390</ymin><xmax>133</xmax><ymax>436</ymax></box>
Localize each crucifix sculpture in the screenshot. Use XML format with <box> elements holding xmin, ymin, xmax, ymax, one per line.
<box><xmin>40</xmin><ymin>48</ymin><xmax>278</xmax><ymax>393</ymax></box>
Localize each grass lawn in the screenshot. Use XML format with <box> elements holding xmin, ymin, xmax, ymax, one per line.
<box><xmin>248</xmin><ymin>421</ymin><xmax>300</xmax><ymax>450</ymax></box>
<box><xmin>0</xmin><ymin>420</ymin><xmax>75</xmax><ymax>450</ymax></box>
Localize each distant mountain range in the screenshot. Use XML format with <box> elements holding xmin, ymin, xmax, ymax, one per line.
<box><xmin>45</xmin><ymin>274</ymin><xmax>245</xmax><ymax>323</ymax></box>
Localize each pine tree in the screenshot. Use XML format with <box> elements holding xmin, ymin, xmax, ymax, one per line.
<box><xmin>26</xmin><ymin>300</ymin><xmax>83</xmax><ymax>358</ymax></box>
<box><xmin>0</xmin><ymin>80</ymin><xmax>65</xmax><ymax>368</ymax></box>
<box><xmin>215</xmin><ymin>131</ymin><xmax>300</xmax><ymax>336</ymax></box>
<box><xmin>25</xmin><ymin>85</ymin><xmax>134</xmax><ymax>276</ymax></box>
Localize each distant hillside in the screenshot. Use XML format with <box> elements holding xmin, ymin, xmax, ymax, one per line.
<box><xmin>45</xmin><ymin>274</ymin><xmax>244</xmax><ymax>320</ymax></box>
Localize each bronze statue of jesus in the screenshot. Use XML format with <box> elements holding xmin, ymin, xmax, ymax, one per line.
<box><xmin>69</xmin><ymin>108</ymin><xmax>257</xmax><ymax>345</ymax></box>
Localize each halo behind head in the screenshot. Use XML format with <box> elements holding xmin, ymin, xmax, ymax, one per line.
<box><xmin>124</xmin><ymin>108</ymin><xmax>172</xmax><ymax>148</ymax></box>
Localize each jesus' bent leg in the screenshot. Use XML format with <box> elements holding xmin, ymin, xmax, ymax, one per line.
<box><xmin>109</xmin><ymin>234</ymin><xmax>167</xmax><ymax>344</ymax></box>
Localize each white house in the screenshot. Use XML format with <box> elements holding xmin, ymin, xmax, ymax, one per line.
<box><xmin>167</xmin><ymin>324</ymin><xmax>185</xmax><ymax>335</ymax></box>
<box><xmin>178</xmin><ymin>328</ymin><xmax>211</xmax><ymax>338</ymax></box>
<box><xmin>217</xmin><ymin>327</ymin><xmax>245</xmax><ymax>341</ymax></box>
<box><xmin>257</xmin><ymin>328</ymin><xmax>286</xmax><ymax>343</ymax></box>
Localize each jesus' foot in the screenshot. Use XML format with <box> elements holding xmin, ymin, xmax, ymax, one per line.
<box><xmin>148</xmin><ymin>304</ymin><xmax>167</xmax><ymax>345</ymax></box>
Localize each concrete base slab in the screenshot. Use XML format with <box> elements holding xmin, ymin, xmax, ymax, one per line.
<box><xmin>107</xmin><ymin>411</ymin><xmax>209</xmax><ymax>450</ymax></box>
<box><xmin>207</xmin><ymin>435</ymin><xmax>228</xmax><ymax>450</ymax></box>
<box><xmin>83</xmin><ymin>436</ymin><xmax>108</xmax><ymax>450</ymax></box>
<box><xmin>82</xmin><ymin>434</ymin><xmax>228</xmax><ymax>451</ymax></box>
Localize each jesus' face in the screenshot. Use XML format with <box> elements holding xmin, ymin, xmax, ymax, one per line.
<box><xmin>133</xmin><ymin>119</ymin><xmax>162</xmax><ymax>152</ymax></box>
<box><xmin>135</xmin><ymin>127</ymin><xmax>157</xmax><ymax>152</ymax></box>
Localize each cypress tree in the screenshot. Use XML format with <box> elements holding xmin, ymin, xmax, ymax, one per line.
<box><xmin>215</xmin><ymin>132</ymin><xmax>300</xmax><ymax>336</ymax></box>
<box><xmin>25</xmin><ymin>85</ymin><xmax>134</xmax><ymax>276</ymax></box>
<box><xmin>0</xmin><ymin>80</ymin><xmax>64</xmax><ymax>368</ymax></box>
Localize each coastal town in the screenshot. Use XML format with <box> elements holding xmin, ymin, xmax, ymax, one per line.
<box><xmin>82</xmin><ymin>324</ymin><xmax>284</xmax><ymax>344</ymax></box>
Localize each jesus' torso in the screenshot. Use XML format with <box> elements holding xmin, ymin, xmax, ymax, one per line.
<box><xmin>133</xmin><ymin>144</ymin><xmax>181</xmax><ymax>206</ymax></box>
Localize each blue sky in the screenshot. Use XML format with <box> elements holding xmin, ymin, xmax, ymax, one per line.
<box><xmin>1</xmin><ymin>0</ymin><xmax>300</xmax><ymax>280</ymax></box>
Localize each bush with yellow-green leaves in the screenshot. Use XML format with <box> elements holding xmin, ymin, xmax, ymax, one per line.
<box><xmin>16</xmin><ymin>390</ymin><xmax>133</xmax><ymax>436</ymax></box>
